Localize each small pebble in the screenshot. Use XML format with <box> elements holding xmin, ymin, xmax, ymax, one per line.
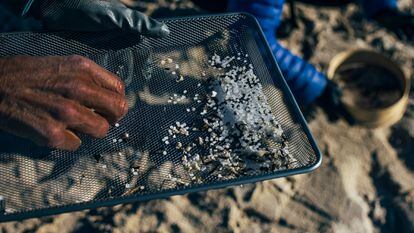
<box><xmin>176</xmin><ymin>142</ymin><xmax>183</xmax><ymax>149</ymax></box>
<box><xmin>176</xmin><ymin>75</ymin><xmax>184</xmax><ymax>82</ymax></box>
<box><xmin>197</xmin><ymin>137</ymin><xmax>204</xmax><ymax>145</ymax></box>
<box><xmin>125</xmin><ymin>183</ymin><xmax>131</xmax><ymax>189</ymax></box>
<box><xmin>115</xmin><ymin>123</ymin><xmax>120</xmax><ymax>127</ymax></box>
<box><xmin>152</xmin><ymin>53</ymin><xmax>288</xmax><ymax>187</ymax></box>
<box><xmin>122</xmin><ymin>133</ymin><xmax>130</xmax><ymax>140</ymax></box>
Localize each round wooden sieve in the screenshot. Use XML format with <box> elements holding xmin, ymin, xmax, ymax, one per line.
<box><xmin>327</xmin><ymin>49</ymin><xmax>410</xmax><ymax>128</ymax></box>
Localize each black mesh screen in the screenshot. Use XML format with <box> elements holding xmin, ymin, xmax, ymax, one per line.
<box><xmin>0</xmin><ymin>13</ymin><xmax>321</xmax><ymax>222</ymax></box>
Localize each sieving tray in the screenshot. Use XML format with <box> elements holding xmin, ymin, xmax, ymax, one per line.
<box><xmin>0</xmin><ymin>13</ymin><xmax>321</xmax><ymax>222</ymax></box>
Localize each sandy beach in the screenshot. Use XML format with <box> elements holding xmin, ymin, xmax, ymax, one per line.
<box><xmin>0</xmin><ymin>0</ymin><xmax>413</xmax><ymax>232</ymax></box>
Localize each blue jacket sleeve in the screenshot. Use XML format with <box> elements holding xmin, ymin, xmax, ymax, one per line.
<box><xmin>228</xmin><ymin>0</ymin><xmax>327</xmax><ymax>105</ymax></box>
<box><xmin>360</xmin><ymin>0</ymin><xmax>398</xmax><ymax>17</ymax></box>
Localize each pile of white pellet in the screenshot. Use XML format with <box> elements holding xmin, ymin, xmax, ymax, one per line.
<box><xmin>158</xmin><ymin>53</ymin><xmax>297</xmax><ymax>186</ymax></box>
<box><xmin>116</xmin><ymin>53</ymin><xmax>298</xmax><ymax>192</ymax></box>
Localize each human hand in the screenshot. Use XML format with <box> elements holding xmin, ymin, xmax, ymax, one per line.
<box><xmin>26</xmin><ymin>0</ymin><xmax>169</xmax><ymax>37</ymax></box>
<box><xmin>0</xmin><ymin>55</ymin><xmax>128</xmax><ymax>151</ymax></box>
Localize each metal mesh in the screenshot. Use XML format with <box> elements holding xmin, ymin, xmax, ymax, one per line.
<box><xmin>0</xmin><ymin>13</ymin><xmax>321</xmax><ymax>221</ymax></box>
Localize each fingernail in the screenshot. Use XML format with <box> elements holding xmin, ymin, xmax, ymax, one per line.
<box><xmin>97</xmin><ymin>120</ymin><xmax>110</xmax><ymax>138</ymax></box>
<box><xmin>120</xmin><ymin>99</ymin><xmax>129</xmax><ymax>117</ymax></box>
<box><xmin>117</xmin><ymin>82</ymin><xmax>125</xmax><ymax>95</ymax></box>
<box><xmin>159</xmin><ymin>24</ymin><xmax>170</xmax><ymax>37</ymax></box>
<box><xmin>63</xmin><ymin>131</ymin><xmax>82</xmax><ymax>151</ymax></box>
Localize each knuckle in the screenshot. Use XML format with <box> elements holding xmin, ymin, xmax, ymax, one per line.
<box><xmin>67</xmin><ymin>55</ymin><xmax>92</xmax><ymax>71</ymax></box>
<box><xmin>66</xmin><ymin>55</ymin><xmax>84</xmax><ymax>63</ymax></box>
<box><xmin>60</xmin><ymin>79</ymin><xmax>84</xmax><ymax>97</ymax></box>
<box><xmin>44</xmin><ymin>123</ymin><xmax>65</xmax><ymax>147</ymax></box>
<box><xmin>76</xmin><ymin>82</ymin><xmax>91</xmax><ymax>95</ymax></box>
<box><xmin>59</xmin><ymin>102</ymin><xmax>79</xmax><ymax>120</ymax></box>
<box><xmin>68</xmin><ymin>79</ymin><xmax>89</xmax><ymax>94</ymax></box>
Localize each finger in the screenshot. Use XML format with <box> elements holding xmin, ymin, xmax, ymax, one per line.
<box><xmin>59</xmin><ymin>131</ymin><xmax>82</xmax><ymax>151</ymax></box>
<box><xmin>61</xmin><ymin>55</ymin><xmax>125</xmax><ymax>95</ymax></box>
<box><xmin>17</xmin><ymin>90</ymin><xmax>110</xmax><ymax>138</ymax></box>
<box><xmin>114</xmin><ymin>6</ymin><xmax>170</xmax><ymax>38</ymax></box>
<box><xmin>0</xmin><ymin>100</ymin><xmax>81</xmax><ymax>151</ymax></box>
<box><xmin>49</xmin><ymin>79</ymin><xmax>128</xmax><ymax>123</ymax></box>
<box><xmin>15</xmin><ymin>55</ymin><xmax>125</xmax><ymax>95</ymax></box>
